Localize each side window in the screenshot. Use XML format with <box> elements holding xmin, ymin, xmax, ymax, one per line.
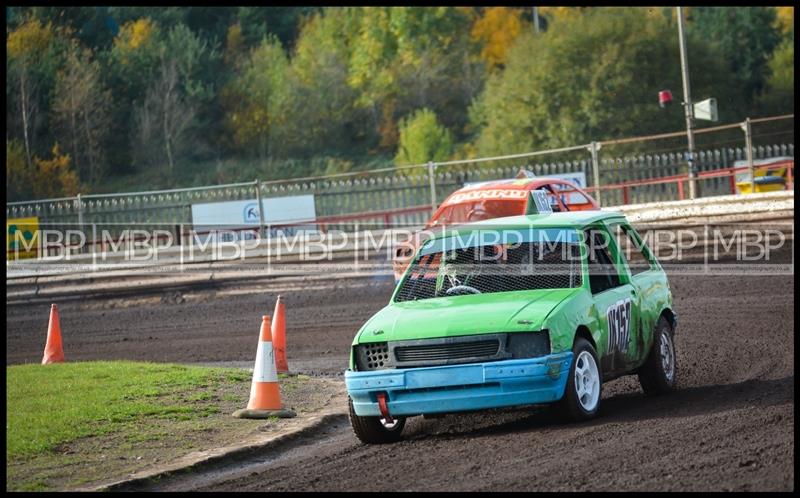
<box><xmin>584</xmin><ymin>228</ymin><xmax>622</xmax><ymax>294</ymax></box>
<box><xmin>611</xmin><ymin>223</ymin><xmax>655</xmax><ymax>275</ymax></box>
<box><xmin>535</xmin><ymin>187</ymin><xmax>563</xmax><ymax>212</ymax></box>
<box><xmin>564</xmin><ymin>190</ymin><xmax>590</xmax><ymax>207</ymax></box>
<box><xmin>549</xmin><ymin>182</ymin><xmax>591</xmax><ymax>210</ymax></box>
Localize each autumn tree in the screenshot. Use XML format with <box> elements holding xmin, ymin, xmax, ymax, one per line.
<box><xmin>470</xmin><ymin>7</ymin><xmax>527</xmax><ymax>69</ymax></box>
<box><xmin>395</xmin><ymin>108</ymin><xmax>453</xmax><ymax>166</ymax></box>
<box><xmin>284</xmin><ymin>9</ymin><xmax>365</xmax><ymax>157</ymax></box>
<box><xmin>7</xmin><ymin>18</ymin><xmax>55</xmax><ymax>166</ymax></box>
<box><xmin>107</xmin><ymin>18</ymin><xmax>162</xmax><ymax>172</ymax></box>
<box><xmin>133</xmin><ymin>24</ymin><xmax>219</xmax><ymax>174</ymax></box>
<box><xmin>52</xmin><ymin>41</ymin><xmax>113</xmax><ymax>185</ymax></box>
<box><xmin>471</xmin><ymin>8</ymin><xmax>739</xmax><ymax>156</ymax></box>
<box><xmin>759</xmin><ymin>8</ymin><xmax>794</xmax><ymax>114</ymax></box>
<box><xmin>31</xmin><ymin>144</ymin><xmax>80</xmax><ymax>199</ymax></box>
<box><xmin>346</xmin><ymin>7</ymin><xmax>482</xmax><ymax>150</ymax></box>
<box><xmin>224</xmin><ymin>35</ymin><xmax>291</xmax><ymax>160</ymax></box>
<box><xmin>6</xmin><ymin>140</ymin><xmax>33</xmax><ymax>201</ymax></box>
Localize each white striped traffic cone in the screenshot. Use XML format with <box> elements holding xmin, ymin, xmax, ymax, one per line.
<box><xmin>233</xmin><ymin>315</ymin><xmax>296</xmax><ymax>419</ymax></box>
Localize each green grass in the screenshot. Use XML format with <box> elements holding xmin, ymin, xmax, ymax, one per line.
<box><xmin>6</xmin><ymin>361</ymin><xmax>250</xmax><ymax>460</ymax></box>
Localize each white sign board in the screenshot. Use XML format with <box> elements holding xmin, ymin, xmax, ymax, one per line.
<box><xmin>191</xmin><ymin>195</ymin><xmax>317</xmax><ymax>243</ymax></box>
<box><xmin>693</xmin><ymin>98</ymin><xmax>718</xmax><ymax>122</ymax></box>
<box><xmin>541</xmin><ymin>172</ymin><xmax>588</xmax><ymax>205</ymax></box>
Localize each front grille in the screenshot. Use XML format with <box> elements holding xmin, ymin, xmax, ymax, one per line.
<box><xmin>395</xmin><ymin>340</ymin><xmax>499</xmax><ymax>362</ymax></box>
<box><xmin>353</xmin><ymin>331</ymin><xmax>549</xmax><ymax>371</ymax></box>
<box><xmin>355</xmin><ymin>342</ymin><xmax>391</xmax><ymax>371</ymax></box>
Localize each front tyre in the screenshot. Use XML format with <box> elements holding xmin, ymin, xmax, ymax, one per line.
<box><xmin>557</xmin><ymin>337</ymin><xmax>602</xmax><ymax>422</ymax></box>
<box><xmin>348</xmin><ymin>396</ymin><xmax>406</xmax><ymax>444</ymax></box>
<box><xmin>638</xmin><ymin>316</ymin><xmax>677</xmax><ymax>395</ymax></box>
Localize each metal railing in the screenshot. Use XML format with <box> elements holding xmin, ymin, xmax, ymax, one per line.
<box><xmin>6</xmin><ymin>114</ymin><xmax>794</xmax><ymax>248</ymax></box>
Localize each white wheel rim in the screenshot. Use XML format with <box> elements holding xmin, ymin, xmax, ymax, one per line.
<box><xmin>660</xmin><ymin>331</ymin><xmax>675</xmax><ymax>383</ymax></box>
<box><xmin>574</xmin><ymin>351</ymin><xmax>600</xmax><ymax>412</ymax></box>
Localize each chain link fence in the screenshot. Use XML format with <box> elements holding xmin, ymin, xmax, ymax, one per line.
<box><xmin>6</xmin><ymin>115</ymin><xmax>794</xmax><ymax>245</ymax></box>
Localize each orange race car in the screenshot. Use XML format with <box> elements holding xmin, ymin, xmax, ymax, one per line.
<box><xmin>392</xmin><ymin>173</ymin><xmax>599</xmax><ymax>281</ymax></box>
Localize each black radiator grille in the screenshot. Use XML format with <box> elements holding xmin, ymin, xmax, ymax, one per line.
<box><xmin>353</xmin><ymin>331</ymin><xmax>549</xmax><ymax>371</ymax></box>
<box><xmin>395</xmin><ymin>340</ymin><xmax>500</xmax><ymax>363</ymax></box>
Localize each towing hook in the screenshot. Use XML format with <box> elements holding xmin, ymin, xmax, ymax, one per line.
<box><xmin>376</xmin><ymin>393</ymin><xmax>394</xmax><ymax>424</ymax></box>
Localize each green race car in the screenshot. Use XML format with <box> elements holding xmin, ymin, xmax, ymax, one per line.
<box><xmin>345</xmin><ymin>211</ymin><xmax>677</xmax><ymax>444</ymax></box>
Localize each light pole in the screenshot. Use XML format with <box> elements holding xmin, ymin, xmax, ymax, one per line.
<box><xmin>676</xmin><ymin>6</ymin><xmax>698</xmax><ymax>199</ymax></box>
<box><xmin>532</xmin><ymin>7</ymin><xmax>540</xmax><ymax>34</ymax></box>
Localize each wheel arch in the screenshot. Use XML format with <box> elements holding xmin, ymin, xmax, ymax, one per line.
<box><xmin>660</xmin><ymin>307</ymin><xmax>677</xmax><ymax>332</ymax></box>
<box><xmin>574</xmin><ymin>324</ymin><xmax>597</xmax><ymax>351</ymax></box>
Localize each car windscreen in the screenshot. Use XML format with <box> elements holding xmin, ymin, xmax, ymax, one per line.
<box><xmin>394</xmin><ymin>228</ymin><xmax>582</xmax><ymax>302</ymax></box>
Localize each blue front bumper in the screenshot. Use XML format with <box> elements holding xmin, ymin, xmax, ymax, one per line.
<box><xmin>345</xmin><ymin>352</ymin><xmax>573</xmax><ymax>417</ymax></box>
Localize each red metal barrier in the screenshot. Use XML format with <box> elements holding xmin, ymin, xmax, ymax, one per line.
<box><xmin>583</xmin><ymin>160</ymin><xmax>794</xmax><ymax>204</ymax></box>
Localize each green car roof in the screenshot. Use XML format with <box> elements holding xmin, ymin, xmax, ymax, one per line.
<box><xmin>429</xmin><ymin>211</ymin><xmax>627</xmax><ymax>241</ymax></box>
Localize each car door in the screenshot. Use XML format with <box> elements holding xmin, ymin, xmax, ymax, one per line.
<box><xmin>584</xmin><ymin>225</ymin><xmax>640</xmax><ymax>377</ymax></box>
<box><xmin>609</xmin><ymin>222</ymin><xmax>671</xmax><ymax>367</ymax></box>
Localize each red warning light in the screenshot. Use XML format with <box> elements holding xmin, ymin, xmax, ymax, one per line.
<box><xmin>659</xmin><ymin>90</ymin><xmax>673</xmax><ymax>108</ymax></box>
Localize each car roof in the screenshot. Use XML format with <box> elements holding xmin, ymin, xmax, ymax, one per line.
<box><xmin>427</xmin><ymin>211</ymin><xmax>626</xmax><ymax>241</ymax></box>
<box><xmin>454</xmin><ymin>176</ymin><xmax>578</xmax><ymax>193</ymax></box>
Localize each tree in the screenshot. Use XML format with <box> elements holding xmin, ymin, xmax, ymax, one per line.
<box><xmin>395</xmin><ymin>108</ymin><xmax>453</xmax><ymax>166</ymax></box>
<box><xmin>284</xmin><ymin>8</ymin><xmax>364</xmax><ymax>157</ymax></box>
<box><xmin>31</xmin><ymin>144</ymin><xmax>80</xmax><ymax>199</ymax></box>
<box><xmin>52</xmin><ymin>41</ymin><xmax>113</xmax><ymax>185</ymax></box>
<box><xmin>470</xmin><ymin>7</ymin><xmax>527</xmax><ymax>69</ymax></box>
<box><xmin>134</xmin><ymin>57</ymin><xmax>197</xmax><ymax>173</ymax></box>
<box><xmin>223</xmin><ymin>35</ymin><xmax>291</xmax><ymax>160</ymax></box>
<box><xmin>346</xmin><ymin>7</ymin><xmax>483</xmax><ymax>150</ymax></box>
<box><xmin>236</xmin><ymin>6</ymin><xmax>318</xmax><ymax>51</ymax></box>
<box><xmin>689</xmin><ymin>7</ymin><xmax>781</xmax><ymax>112</ymax></box>
<box><xmin>107</xmin><ymin>17</ymin><xmax>163</xmax><ymax>173</ymax></box>
<box><xmin>7</xmin><ymin>18</ymin><xmax>55</xmax><ymax>166</ymax></box>
<box><xmin>132</xmin><ymin>24</ymin><xmax>218</xmax><ymax>174</ymax></box>
<box><xmin>759</xmin><ymin>9</ymin><xmax>793</xmax><ymax>115</ymax></box>
<box><xmin>471</xmin><ymin>8</ymin><xmax>739</xmax><ymax>156</ymax></box>
<box><xmin>7</xmin><ymin>140</ymin><xmax>33</xmax><ymax>201</ymax></box>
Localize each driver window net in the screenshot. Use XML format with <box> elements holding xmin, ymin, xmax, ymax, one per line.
<box><xmin>395</xmin><ymin>242</ymin><xmax>581</xmax><ymax>302</ymax></box>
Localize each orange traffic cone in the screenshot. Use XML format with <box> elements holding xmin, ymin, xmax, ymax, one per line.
<box><xmin>232</xmin><ymin>315</ymin><xmax>296</xmax><ymax>419</ymax></box>
<box><xmin>42</xmin><ymin>304</ymin><xmax>65</xmax><ymax>365</ymax></box>
<box><xmin>271</xmin><ymin>295</ymin><xmax>289</xmax><ymax>373</ymax></box>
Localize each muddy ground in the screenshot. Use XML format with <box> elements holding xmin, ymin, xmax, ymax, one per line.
<box><xmin>5</xmin><ymin>247</ymin><xmax>794</xmax><ymax>491</ymax></box>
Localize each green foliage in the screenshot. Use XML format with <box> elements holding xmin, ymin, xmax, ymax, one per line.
<box><xmin>759</xmin><ymin>37</ymin><xmax>794</xmax><ymax>115</ymax></box>
<box><xmin>3</xmin><ymin>7</ymin><xmax>792</xmax><ymax>199</ymax></box>
<box><xmin>6</xmin><ymin>140</ymin><xmax>33</xmax><ymax>201</ymax></box>
<box><xmin>395</xmin><ymin>108</ymin><xmax>454</xmax><ymax>165</ymax></box>
<box><xmin>284</xmin><ymin>8</ymin><xmax>366</xmax><ymax>157</ymax></box>
<box><xmin>52</xmin><ymin>41</ymin><xmax>113</xmax><ymax>185</ymax></box>
<box><xmin>689</xmin><ymin>7</ymin><xmax>781</xmax><ymax>112</ymax></box>
<box><xmin>471</xmin><ymin>8</ymin><xmax>739</xmax><ymax>156</ymax></box>
<box><xmin>224</xmin><ymin>35</ymin><xmax>291</xmax><ymax>159</ymax></box>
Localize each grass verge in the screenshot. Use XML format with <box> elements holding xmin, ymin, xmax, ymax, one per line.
<box><xmin>6</xmin><ymin>361</ymin><xmax>335</xmax><ymax>491</ymax></box>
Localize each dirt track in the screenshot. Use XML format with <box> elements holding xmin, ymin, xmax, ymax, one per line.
<box><xmin>5</xmin><ymin>248</ymin><xmax>794</xmax><ymax>491</ymax></box>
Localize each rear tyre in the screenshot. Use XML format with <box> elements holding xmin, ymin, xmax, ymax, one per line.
<box><xmin>348</xmin><ymin>396</ymin><xmax>406</xmax><ymax>444</ymax></box>
<box><xmin>557</xmin><ymin>337</ymin><xmax>602</xmax><ymax>422</ymax></box>
<box><xmin>638</xmin><ymin>316</ymin><xmax>677</xmax><ymax>395</ymax></box>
